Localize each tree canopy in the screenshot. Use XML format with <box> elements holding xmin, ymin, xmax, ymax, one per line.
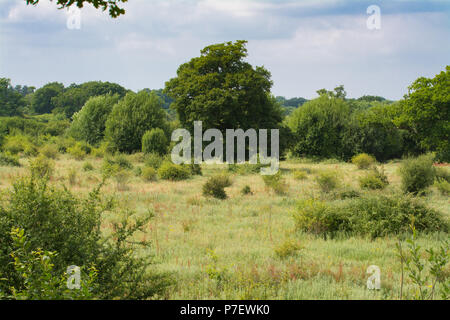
<box><xmin>0</xmin><ymin>78</ymin><xmax>25</xmax><ymax>117</ymax></box>
<box><xmin>25</xmin><ymin>0</ymin><xmax>128</xmax><ymax>18</ymax></box>
<box><xmin>164</xmin><ymin>40</ymin><xmax>283</xmax><ymax>133</ymax></box>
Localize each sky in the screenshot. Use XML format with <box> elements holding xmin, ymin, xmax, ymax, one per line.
<box><xmin>0</xmin><ymin>0</ymin><xmax>449</xmax><ymax>100</ymax></box>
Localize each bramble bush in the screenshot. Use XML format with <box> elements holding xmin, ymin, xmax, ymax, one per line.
<box><xmin>0</xmin><ymin>174</ymin><xmax>172</xmax><ymax>299</ymax></box>
<box><xmin>293</xmin><ymin>194</ymin><xmax>447</xmax><ymax>239</ymax></box>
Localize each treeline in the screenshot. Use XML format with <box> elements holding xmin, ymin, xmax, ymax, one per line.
<box><xmin>0</xmin><ymin>41</ymin><xmax>449</xmax><ymax>162</ymax></box>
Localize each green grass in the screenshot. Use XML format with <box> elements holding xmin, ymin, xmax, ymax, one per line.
<box><xmin>0</xmin><ymin>155</ymin><xmax>448</xmax><ymax>299</ymax></box>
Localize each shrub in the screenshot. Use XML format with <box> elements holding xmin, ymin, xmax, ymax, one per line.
<box><xmin>188</xmin><ymin>163</ymin><xmax>202</xmax><ymax>176</ymax></box>
<box><xmin>3</xmin><ymin>135</ymin><xmax>30</xmax><ymax>155</ymax></box>
<box><xmin>0</xmin><ymin>152</ymin><xmax>20</xmax><ymax>167</ymax></box>
<box><xmin>274</xmin><ymin>240</ymin><xmax>302</xmax><ymax>259</ymax></box>
<box><xmin>293</xmin><ymin>194</ymin><xmax>447</xmax><ymax>239</ymax></box>
<box><xmin>83</xmin><ymin>161</ymin><xmax>94</xmax><ymax>172</ymax></box>
<box><xmin>0</xmin><ymin>175</ymin><xmax>171</xmax><ymax>299</ymax></box>
<box><xmin>351</xmin><ymin>153</ymin><xmax>376</xmax><ymax>169</ymax></box>
<box><xmin>145</xmin><ymin>153</ymin><xmax>164</xmax><ymax>170</ymax></box>
<box><xmin>262</xmin><ymin>171</ymin><xmax>288</xmax><ymax>195</ymax></box>
<box><xmin>142</xmin><ymin>128</ymin><xmax>169</xmax><ymax>156</ymax></box>
<box><xmin>114</xmin><ymin>170</ymin><xmax>130</xmax><ymax>191</ymax></box>
<box><xmin>102</xmin><ymin>154</ymin><xmax>133</xmax><ymax>177</ymax></box>
<box><xmin>336</xmin><ymin>189</ymin><xmax>361</xmax><ymax>199</ymax></box>
<box><xmin>399</xmin><ymin>154</ymin><xmax>436</xmax><ymax>194</ymax></box>
<box><xmin>142</xmin><ymin>167</ymin><xmax>157</xmax><ymax>182</ymax></box>
<box><xmin>202</xmin><ymin>174</ymin><xmax>232</xmax><ymax>199</ymax></box>
<box><xmin>105</xmin><ymin>91</ymin><xmax>169</xmax><ymax>153</ymax></box>
<box><xmin>158</xmin><ymin>162</ymin><xmax>191</xmax><ymax>181</ymax></box>
<box><xmin>67</xmin><ymin>143</ymin><xmax>87</xmax><ymax>161</ymax></box>
<box><xmin>435</xmin><ymin>180</ymin><xmax>450</xmax><ymax>196</ymax></box>
<box><xmin>315</xmin><ymin>170</ymin><xmax>339</xmax><ymax>193</ymax></box>
<box><xmin>359</xmin><ymin>167</ymin><xmax>389</xmax><ymax>190</ymax></box>
<box><xmin>241</xmin><ymin>185</ymin><xmax>252</xmax><ymax>195</ymax></box>
<box><xmin>40</xmin><ymin>144</ymin><xmax>59</xmax><ymax>159</ymax></box>
<box><xmin>228</xmin><ymin>162</ymin><xmax>268</xmax><ymax>175</ymax></box>
<box><xmin>29</xmin><ymin>155</ymin><xmax>54</xmax><ymax>179</ymax></box>
<box><xmin>293</xmin><ymin>170</ymin><xmax>308</xmax><ymax>180</ymax></box>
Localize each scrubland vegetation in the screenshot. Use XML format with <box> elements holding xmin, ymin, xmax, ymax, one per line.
<box><xmin>0</xmin><ymin>41</ymin><xmax>448</xmax><ymax>300</ymax></box>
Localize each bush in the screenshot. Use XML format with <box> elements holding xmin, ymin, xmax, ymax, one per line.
<box><xmin>188</xmin><ymin>163</ymin><xmax>202</xmax><ymax>176</ymax></box>
<box><xmin>40</xmin><ymin>144</ymin><xmax>59</xmax><ymax>159</ymax></box>
<box><xmin>351</xmin><ymin>153</ymin><xmax>376</xmax><ymax>169</ymax></box>
<box><xmin>228</xmin><ymin>162</ymin><xmax>268</xmax><ymax>175</ymax></box>
<box><xmin>105</xmin><ymin>91</ymin><xmax>169</xmax><ymax>153</ymax></box>
<box><xmin>68</xmin><ymin>168</ymin><xmax>78</xmax><ymax>186</ymax></box>
<box><xmin>274</xmin><ymin>240</ymin><xmax>302</xmax><ymax>259</ymax></box>
<box><xmin>293</xmin><ymin>194</ymin><xmax>447</xmax><ymax>239</ymax></box>
<box><xmin>262</xmin><ymin>171</ymin><xmax>288</xmax><ymax>195</ymax></box>
<box><xmin>145</xmin><ymin>153</ymin><xmax>164</xmax><ymax>170</ymax></box>
<box><xmin>102</xmin><ymin>154</ymin><xmax>133</xmax><ymax>177</ymax></box>
<box><xmin>202</xmin><ymin>174</ymin><xmax>232</xmax><ymax>199</ymax></box>
<box><xmin>435</xmin><ymin>180</ymin><xmax>450</xmax><ymax>196</ymax></box>
<box><xmin>399</xmin><ymin>154</ymin><xmax>436</xmax><ymax>194</ymax></box>
<box><xmin>241</xmin><ymin>185</ymin><xmax>252</xmax><ymax>195</ymax></box>
<box><xmin>67</xmin><ymin>143</ymin><xmax>87</xmax><ymax>161</ymax></box>
<box><xmin>315</xmin><ymin>170</ymin><xmax>339</xmax><ymax>193</ymax></box>
<box><xmin>114</xmin><ymin>170</ymin><xmax>130</xmax><ymax>191</ymax></box>
<box><xmin>0</xmin><ymin>152</ymin><xmax>20</xmax><ymax>167</ymax></box>
<box><xmin>83</xmin><ymin>161</ymin><xmax>94</xmax><ymax>172</ymax></box>
<box><xmin>359</xmin><ymin>167</ymin><xmax>389</xmax><ymax>190</ymax></box>
<box><xmin>158</xmin><ymin>162</ymin><xmax>191</xmax><ymax>181</ymax></box>
<box><xmin>142</xmin><ymin>128</ymin><xmax>169</xmax><ymax>156</ymax></box>
<box><xmin>29</xmin><ymin>155</ymin><xmax>54</xmax><ymax>179</ymax></box>
<box><xmin>0</xmin><ymin>175</ymin><xmax>171</xmax><ymax>299</ymax></box>
<box><xmin>293</xmin><ymin>170</ymin><xmax>308</xmax><ymax>180</ymax></box>
<box><xmin>142</xmin><ymin>167</ymin><xmax>157</xmax><ymax>182</ymax></box>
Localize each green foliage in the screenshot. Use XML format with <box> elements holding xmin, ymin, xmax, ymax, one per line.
<box><xmin>142</xmin><ymin>128</ymin><xmax>168</xmax><ymax>156</ymax></box>
<box><xmin>292</xmin><ymin>170</ymin><xmax>308</xmax><ymax>180</ymax></box>
<box><xmin>69</xmin><ymin>94</ymin><xmax>120</xmax><ymax>145</ymax></box>
<box><xmin>287</xmin><ymin>95</ymin><xmax>350</xmax><ymax>159</ymax></box>
<box><xmin>394</xmin><ymin>66</ymin><xmax>450</xmax><ymax>162</ymax></box>
<box><xmin>399</xmin><ymin>154</ymin><xmax>436</xmax><ymax>194</ymax></box>
<box><xmin>351</xmin><ymin>153</ymin><xmax>376</xmax><ymax>169</ymax></box>
<box><xmin>3</xmin><ymin>134</ymin><xmax>35</xmax><ymax>155</ymax></box>
<box><xmin>241</xmin><ymin>185</ymin><xmax>252</xmax><ymax>195</ymax></box>
<box><xmin>228</xmin><ymin>162</ymin><xmax>268</xmax><ymax>175</ymax></box>
<box><xmin>435</xmin><ymin>167</ymin><xmax>450</xmax><ymax>183</ymax></box>
<box><xmin>40</xmin><ymin>144</ymin><xmax>59</xmax><ymax>159</ymax></box>
<box><xmin>202</xmin><ymin>174</ymin><xmax>232</xmax><ymax>199</ymax></box>
<box><xmin>29</xmin><ymin>155</ymin><xmax>54</xmax><ymax>179</ymax></box>
<box><xmin>31</xmin><ymin>82</ymin><xmax>64</xmax><ymax>114</ymax></box>
<box><xmin>262</xmin><ymin>171</ymin><xmax>287</xmax><ymax>195</ymax></box>
<box><xmin>157</xmin><ymin>162</ymin><xmax>191</xmax><ymax>181</ymax></box>
<box><xmin>0</xmin><ymin>152</ymin><xmax>20</xmax><ymax>167</ymax></box>
<box><xmin>397</xmin><ymin>226</ymin><xmax>450</xmax><ymax>300</ymax></box>
<box><xmin>314</xmin><ymin>170</ymin><xmax>339</xmax><ymax>193</ymax></box>
<box><xmin>0</xmin><ymin>78</ymin><xmax>25</xmax><ymax>117</ymax></box>
<box><xmin>82</xmin><ymin>161</ymin><xmax>94</xmax><ymax>172</ymax></box>
<box><xmin>274</xmin><ymin>240</ymin><xmax>302</xmax><ymax>259</ymax></box>
<box><xmin>67</xmin><ymin>143</ymin><xmax>87</xmax><ymax>160</ymax></box>
<box><xmin>141</xmin><ymin>167</ymin><xmax>157</xmax><ymax>182</ymax></box>
<box><xmin>293</xmin><ymin>195</ymin><xmax>447</xmax><ymax>239</ymax></box>
<box><xmin>0</xmin><ymin>175</ymin><xmax>171</xmax><ymax>299</ymax></box>
<box><xmin>101</xmin><ymin>154</ymin><xmax>133</xmax><ymax>177</ymax></box>
<box><xmin>359</xmin><ymin>167</ymin><xmax>389</xmax><ymax>190</ymax></box>
<box><xmin>25</xmin><ymin>0</ymin><xmax>128</xmax><ymax>18</ymax></box>
<box><xmin>68</xmin><ymin>168</ymin><xmax>78</xmax><ymax>186</ymax></box>
<box><xmin>435</xmin><ymin>180</ymin><xmax>450</xmax><ymax>196</ymax></box>
<box><xmin>164</xmin><ymin>41</ymin><xmax>283</xmax><ymax>135</ymax></box>
<box><xmin>7</xmin><ymin>228</ymin><xmax>97</xmax><ymax>300</ymax></box>
<box><xmin>105</xmin><ymin>91</ymin><xmax>169</xmax><ymax>153</ymax></box>
<box><xmin>144</xmin><ymin>152</ymin><xmax>164</xmax><ymax>170</ymax></box>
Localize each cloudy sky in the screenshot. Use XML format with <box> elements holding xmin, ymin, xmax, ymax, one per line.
<box><xmin>1</xmin><ymin>0</ymin><xmax>449</xmax><ymax>100</ymax></box>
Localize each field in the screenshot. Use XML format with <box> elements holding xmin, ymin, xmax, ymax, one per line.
<box><xmin>1</xmin><ymin>155</ymin><xmax>448</xmax><ymax>300</ymax></box>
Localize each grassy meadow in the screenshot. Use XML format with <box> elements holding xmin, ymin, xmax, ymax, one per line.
<box><xmin>1</xmin><ymin>154</ymin><xmax>448</xmax><ymax>300</ymax></box>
